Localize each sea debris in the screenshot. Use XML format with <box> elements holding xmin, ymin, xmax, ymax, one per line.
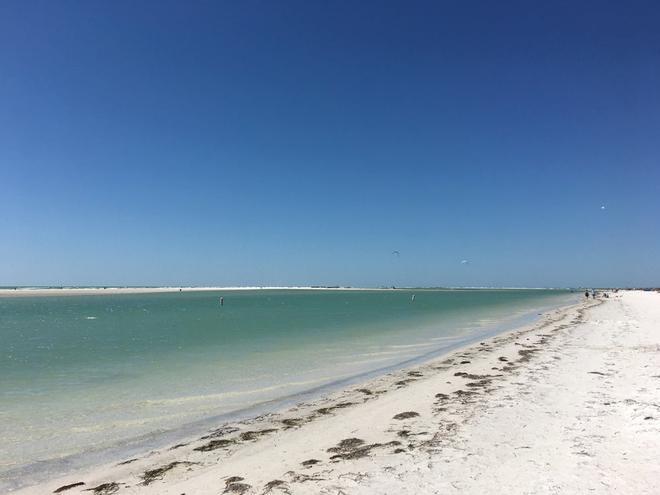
<box><xmin>200</xmin><ymin>426</ymin><xmax>239</xmax><ymax>440</ymax></box>
<box><xmin>263</xmin><ymin>479</ymin><xmax>290</xmax><ymax>493</ymax></box>
<box><xmin>393</xmin><ymin>411</ymin><xmax>420</xmax><ymax>420</ymax></box>
<box><xmin>454</xmin><ymin>372</ymin><xmax>501</xmax><ymax>380</ymax></box>
<box><xmin>397</xmin><ymin>429</ymin><xmax>428</xmax><ymax>437</ymax></box>
<box><xmin>224</xmin><ymin>476</ymin><xmax>245</xmax><ymax>486</ymax></box>
<box><xmin>194</xmin><ymin>438</ymin><xmax>235</xmax><ymax>451</ymax></box>
<box><xmin>223</xmin><ymin>477</ymin><xmax>250</xmax><ymax>493</ymax></box>
<box><xmin>394</xmin><ymin>379</ymin><xmax>416</xmax><ymax>387</ymax></box>
<box><xmin>328</xmin><ymin>438</ymin><xmax>365</xmax><ymax>453</ymax></box>
<box><xmin>280</xmin><ymin>418</ymin><xmax>304</xmax><ymax>429</ymax></box>
<box><xmin>84</xmin><ymin>483</ymin><xmax>119</xmax><ymax>495</ymax></box>
<box><xmin>517</xmin><ymin>349</ymin><xmax>538</xmax><ymax>362</ymax></box>
<box><xmin>54</xmin><ymin>482</ymin><xmax>85</xmax><ymax>493</ymax></box>
<box><xmin>287</xmin><ymin>472</ymin><xmax>326</xmax><ymax>483</ymax></box>
<box><xmin>315</xmin><ymin>402</ymin><xmax>354</xmax><ymax>415</ymax></box>
<box><xmin>240</xmin><ymin>429</ymin><xmax>278</xmax><ymax>441</ymax></box>
<box><xmin>466</xmin><ymin>379</ymin><xmax>492</xmax><ymax>388</ymax></box>
<box><xmin>224</xmin><ymin>482</ymin><xmax>251</xmax><ymax>494</ymax></box>
<box><xmin>141</xmin><ymin>461</ymin><xmax>196</xmax><ymax>485</ymax></box>
<box><xmin>327</xmin><ymin>437</ymin><xmax>401</xmax><ymax>460</ymax></box>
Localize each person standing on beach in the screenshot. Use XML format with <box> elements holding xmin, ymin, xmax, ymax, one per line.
<box><xmin>585</xmin><ymin>290</ymin><xmax>590</xmax><ymax>299</ymax></box>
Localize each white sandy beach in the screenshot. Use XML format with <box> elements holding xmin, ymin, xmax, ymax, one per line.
<box><xmin>0</xmin><ymin>286</ymin><xmax>560</xmax><ymax>298</ymax></box>
<box><xmin>0</xmin><ymin>287</ymin><xmax>380</xmax><ymax>297</ymax></box>
<box><xmin>12</xmin><ymin>290</ymin><xmax>660</xmax><ymax>494</ymax></box>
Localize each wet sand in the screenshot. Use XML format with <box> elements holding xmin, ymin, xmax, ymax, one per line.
<box><xmin>11</xmin><ymin>291</ymin><xmax>660</xmax><ymax>494</ymax></box>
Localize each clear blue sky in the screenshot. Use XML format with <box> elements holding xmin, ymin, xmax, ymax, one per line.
<box><xmin>1</xmin><ymin>1</ymin><xmax>659</xmax><ymax>288</ymax></box>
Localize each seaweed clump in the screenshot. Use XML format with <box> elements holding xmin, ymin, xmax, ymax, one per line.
<box><xmin>327</xmin><ymin>437</ymin><xmax>401</xmax><ymax>460</ymax></box>
<box><xmin>194</xmin><ymin>438</ymin><xmax>235</xmax><ymax>452</ymax></box>
<box><xmin>393</xmin><ymin>411</ymin><xmax>420</xmax><ymax>420</ymax></box>
<box><xmin>264</xmin><ymin>479</ymin><xmax>290</xmax><ymax>493</ymax></box>
<box><xmin>141</xmin><ymin>461</ymin><xmax>195</xmax><ymax>485</ymax></box>
<box><xmin>240</xmin><ymin>429</ymin><xmax>278</xmax><ymax>441</ymax></box>
<box><xmin>315</xmin><ymin>402</ymin><xmax>354</xmax><ymax>415</ymax></box>
<box><xmin>224</xmin><ymin>480</ymin><xmax>251</xmax><ymax>494</ymax></box>
<box><xmin>84</xmin><ymin>483</ymin><xmax>119</xmax><ymax>495</ymax></box>
<box><xmin>54</xmin><ymin>482</ymin><xmax>85</xmax><ymax>493</ymax></box>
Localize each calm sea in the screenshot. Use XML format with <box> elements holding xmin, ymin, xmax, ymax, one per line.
<box><xmin>0</xmin><ymin>288</ymin><xmax>576</xmax><ymax>488</ymax></box>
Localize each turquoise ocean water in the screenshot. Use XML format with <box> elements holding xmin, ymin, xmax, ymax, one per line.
<box><xmin>0</xmin><ymin>288</ymin><xmax>576</xmax><ymax>488</ymax></box>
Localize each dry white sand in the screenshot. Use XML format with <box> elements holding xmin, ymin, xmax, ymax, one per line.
<box><xmin>12</xmin><ymin>291</ymin><xmax>660</xmax><ymax>494</ymax></box>
<box><xmin>0</xmin><ymin>286</ymin><xmax>380</xmax><ymax>297</ymax></box>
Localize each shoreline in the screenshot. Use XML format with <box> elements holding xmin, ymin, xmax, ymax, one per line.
<box><xmin>0</xmin><ymin>286</ymin><xmax>572</xmax><ymax>298</ymax></box>
<box><xmin>1</xmin><ymin>294</ymin><xmax>574</xmax><ymax>491</ymax></box>
<box><xmin>5</xmin><ymin>294</ymin><xmax>590</xmax><ymax>493</ymax></box>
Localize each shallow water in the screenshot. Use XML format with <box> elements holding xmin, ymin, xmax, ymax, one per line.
<box><xmin>0</xmin><ymin>288</ymin><xmax>576</xmax><ymax>484</ymax></box>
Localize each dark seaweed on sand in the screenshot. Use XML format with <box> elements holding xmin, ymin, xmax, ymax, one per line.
<box><xmin>327</xmin><ymin>438</ymin><xmax>365</xmax><ymax>453</ymax></box>
<box><xmin>315</xmin><ymin>402</ymin><xmax>354</xmax><ymax>415</ymax></box>
<box><xmin>264</xmin><ymin>479</ymin><xmax>290</xmax><ymax>493</ymax></box>
<box><xmin>84</xmin><ymin>483</ymin><xmax>119</xmax><ymax>495</ymax></box>
<box><xmin>54</xmin><ymin>482</ymin><xmax>85</xmax><ymax>493</ymax></box>
<box><xmin>330</xmin><ymin>440</ymin><xmax>402</xmax><ymax>460</ymax></box>
<box><xmin>280</xmin><ymin>418</ymin><xmax>304</xmax><ymax>428</ymax></box>
<box><xmin>393</xmin><ymin>411</ymin><xmax>420</xmax><ymax>420</ymax></box>
<box><xmin>200</xmin><ymin>426</ymin><xmax>239</xmax><ymax>440</ymax></box>
<box><xmin>240</xmin><ymin>429</ymin><xmax>278</xmax><ymax>441</ymax></box>
<box><xmin>224</xmin><ymin>476</ymin><xmax>245</xmax><ymax>486</ymax></box>
<box><xmin>141</xmin><ymin>461</ymin><xmax>195</xmax><ymax>485</ymax></box>
<box><xmin>194</xmin><ymin>438</ymin><xmax>236</xmax><ymax>451</ymax></box>
<box><xmin>327</xmin><ymin>437</ymin><xmax>402</xmax><ymax>460</ymax></box>
<box><xmin>394</xmin><ymin>378</ymin><xmax>416</xmax><ymax>386</ymax></box>
<box><xmin>224</xmin><ymin>482</ymin><xmax>251</xmax><ymax>494</ymax></box>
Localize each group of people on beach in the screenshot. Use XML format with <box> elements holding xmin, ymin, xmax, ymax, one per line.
<box><xmin>584</xmin><ymin>289</ymin><xmax>609</xmax><ymax>299</ymax></box>
<box><xmin>585</xmin><ymin>289</ymin><xmax>597</xmax><ymax>299</ymax></box>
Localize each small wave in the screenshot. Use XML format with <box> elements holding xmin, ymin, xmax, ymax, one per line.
<box><xmin>350</xmin><ymin>350</ymin><xmax>406</xmax><ymax>358</ymax></box>
<box><xmin>85</xmin><ymin>316</ymin><xmax>97</xmax><ymax>320</ymax></box>
<box><xmin>429</xmin><ymin>335</ymin><xmax>463</xmax><ymax>342</ymax></box>
<box><xmin>387</xmin><ymin>342</ymin><xmax>437</xmax><ymax>349</ymax></box>
<box><xmin>138</xmin><ymin>377</ymin><xmax>335</xmax><ymax>406</ymax></box>
<box><xmin>69</xmin><ymin>412</ymin><xmax>194</xmax><ymax>433</ymax></box>
<box><xmin>332</xmin><ymin>355</ymin><xmax>410</xmax><ymax>367</ymax></box>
